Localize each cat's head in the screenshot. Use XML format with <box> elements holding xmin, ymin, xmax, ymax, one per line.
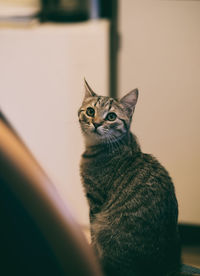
<box><xmin>78</xmin><ymin>79</ymin><xmax>138</xmax><ymax>146</ymax></box>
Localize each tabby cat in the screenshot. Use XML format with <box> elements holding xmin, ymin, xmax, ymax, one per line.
<box><xmin>78</xmin><ymin>80</ymin><xmax>181</xmax><ymax>276</ymax></box>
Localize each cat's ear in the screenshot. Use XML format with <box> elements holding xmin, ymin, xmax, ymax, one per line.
<box><xmin>84</xmin><ymin>78</ymin><xmax>97</xmax><ymax>99</ymax></box>
<box><xmin>120</xmin><ymin>88</ymin><xmax>139</xmax><ymax>117</ymax></box>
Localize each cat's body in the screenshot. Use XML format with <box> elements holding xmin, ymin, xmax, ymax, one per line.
<box><xmin>79</xmin><ymin>80</ymin><xmax>181</xmax><ymax>276</ymax></box>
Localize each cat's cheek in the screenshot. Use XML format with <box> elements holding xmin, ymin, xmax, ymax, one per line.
<box><xmin>80</xmin><ymin>124</ymin><xmax>90</xmax><ymax>135</ymax></box>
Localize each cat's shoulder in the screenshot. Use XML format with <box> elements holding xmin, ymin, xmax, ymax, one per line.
<box><xmin>138</xmin><ymin>152</ymin><xmax>169</xmax><ymax>175</ymax></box>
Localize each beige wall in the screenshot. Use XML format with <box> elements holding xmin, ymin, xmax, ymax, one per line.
<box><xmin>119</xmin><ymin>0</ymin><xmax>200</xmax><ymax>224</ymax></box>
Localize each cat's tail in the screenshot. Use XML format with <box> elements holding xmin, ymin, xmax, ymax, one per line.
<box><xmin>179</xmin><ymin>264</ymin><xmax>200</xmax><ymax>276</ymax></box>
<box><xmin>176</xmin><ymin>272</ymin><xmax>200</xmax><ymax>276</ymax></box>
<box><xmin>167</xmin><ymin>264</ymin><xmax>200</xmax><ymax>276</ymax></box>
<box><xmin>170</xmin><ymin>269</ymin><xmax>200</xmax><ymax>276</ymax></box>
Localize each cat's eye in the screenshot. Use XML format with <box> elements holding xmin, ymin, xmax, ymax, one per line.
<box><xmin>86</xmin><ymin>107</ymin><xmax>95</xmax><ymax>117</ymax></box>
<box><xmin>106</xmin><ymin>112</ymin><xmax>117</xmax><ymax>121</ymax></box>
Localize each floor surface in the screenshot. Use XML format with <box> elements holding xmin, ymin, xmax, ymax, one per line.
<box><xmin>182</xmin><ymin>245</ymin><xmax>200</xmax><ymax>269</ymax></box>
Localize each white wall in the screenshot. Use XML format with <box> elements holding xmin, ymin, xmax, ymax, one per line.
<box><xmin>0</xmin><ymin>20</ymin><xmax>109</xmax><ymax>225</ymax></box>
<box><xmin>119</xmin><ymin>0</ymin><xmax>200</xmax><ymax>224</ymax></box>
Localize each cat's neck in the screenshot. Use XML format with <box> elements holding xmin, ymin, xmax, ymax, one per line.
<box><xmin>82</xmin><ymin>132</ymin><xmax>141</xmax><ymax>159</ymax></box>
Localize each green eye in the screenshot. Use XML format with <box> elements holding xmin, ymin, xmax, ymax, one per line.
<box><xmin>106</xmin><ymin>112</ymin><xmax>117</xmax><ymax>121</ymax></box>
<box><xmin>86</xmin><ymin>107</ymin><xmax>95</xmax><ymax>117</ymax></box>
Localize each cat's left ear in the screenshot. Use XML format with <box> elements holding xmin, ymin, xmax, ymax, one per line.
<box><xmin>84</xmin><ymin>78</ymin><xmax>97</xmax><ymax>99</ymax></box>
<box><xmin>120</xmin><ymin>88</ymin><xmax>139</xmax><ymax>117</ymax></box>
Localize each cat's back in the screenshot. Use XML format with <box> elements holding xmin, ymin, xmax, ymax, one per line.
<box><xmin>91</xmin><ymin>151</ymin><xmax>180</xmax><ymax>276</ymax></box>
<box><xmin>104</xmin><ymin>150</ymin><xmax>178</xmax><ymax>221</ymax></box>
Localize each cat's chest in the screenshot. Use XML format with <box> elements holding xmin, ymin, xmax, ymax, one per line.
<box><xmin>80</xmin><ymin>154</ymin><xmax>130</xmax><ymax>192</ymax></box>
<box><xmin>81</xmin><ymin>157</ymin><xmax>115</xmax><ymax>185</ymax></box>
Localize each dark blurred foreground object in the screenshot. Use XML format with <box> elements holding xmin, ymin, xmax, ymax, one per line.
<box><xmin>40</xmin><ymin>0</ymin><xmax>90</xmax><ymax>22</ymax></box>
<box><xmin>0</xmin><ymin>111</ymin><xmax>103</xmax><ymax>276</ymax></box>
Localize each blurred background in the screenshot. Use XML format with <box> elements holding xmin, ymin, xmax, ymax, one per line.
<box><xmin>0</xmin><ymin>0</ymin><xmax>200</xmax><ymax>266</ymax></box>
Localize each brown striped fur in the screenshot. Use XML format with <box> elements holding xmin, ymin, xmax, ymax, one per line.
<box><xmin>78</xmin><ymin>80</ymin><xmax>181</xmax><ymax>276</ymax></box>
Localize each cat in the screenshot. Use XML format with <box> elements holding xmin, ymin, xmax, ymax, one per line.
<box><xmin>78</xmin><ymin>79</ymin><xmax>181</xmax><ymax>276</ymax></box>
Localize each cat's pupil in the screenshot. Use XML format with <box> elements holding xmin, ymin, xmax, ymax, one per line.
<box><xmin>106</xmin><ymin>112</ymin><xmax>117</xmax><ymax>121</ymax></box>
<box><xmin>86</xmin><ymin>107</ymin><xmax>95</xmax><ymax>117</ymax></box>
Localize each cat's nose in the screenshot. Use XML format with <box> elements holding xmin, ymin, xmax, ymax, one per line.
<box><xmin>93</xmin><ymin>122</ymin><xmax>102</xmax><ymax>129</ymax></box>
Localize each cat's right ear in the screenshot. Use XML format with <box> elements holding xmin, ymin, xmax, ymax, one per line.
<box><xmin>84</xmin><ymin>78</ymin><xmax>97</xmax><ymax>99</ymax></box>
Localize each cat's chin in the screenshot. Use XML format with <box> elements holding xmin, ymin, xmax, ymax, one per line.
<box><xmin>83</xmin><ymin>133</ymin><xmax>105</xmax><ymax>147</ymax></box>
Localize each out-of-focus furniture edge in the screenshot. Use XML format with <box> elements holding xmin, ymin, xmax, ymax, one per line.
<box><xmin>179</xmin><ymin>224</ymin><xmax>200</xmax><ymax>246</ymax></box>
<box><xmin>0</xmin><ymin>111</ymin><xmax>103</xmax><ymax>276</ymax></box>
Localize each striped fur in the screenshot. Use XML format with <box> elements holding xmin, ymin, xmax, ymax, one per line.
<box><xmin>79</xmin><ymin>80</ymin><xmax>181</xmax><ymax>276</ymax></box>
